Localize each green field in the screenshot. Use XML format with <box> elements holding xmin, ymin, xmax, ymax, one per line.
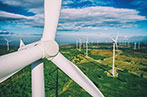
<box><xmin>0</xmin><ymin>43</ymin><xmax>147</xmax><ymax>97</ymax></box>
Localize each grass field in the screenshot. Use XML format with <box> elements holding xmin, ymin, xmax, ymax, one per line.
<box><xmin>0</xmin><ymin>43</ymin><xmax>147</xmax><ymax>97</ymax></box>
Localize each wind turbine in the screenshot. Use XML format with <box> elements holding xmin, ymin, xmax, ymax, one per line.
<box><xmin>111</xmin><ymin>32</ymin><xmax>118</xmax><ymax>77</ymax></box>
<box><xmin>0</xmin><ymin>0</ymin><xmax>104</xmax><ymax>97</ymax></box>
<box><xmin>79</xmin><ymin>38</ymin><xmax>82</xmax><ymax>51</ymax></box>
<box><xmin>127</xmin><ymin>41</ymin><xmax>130</xmax><ymax>47</ymax></box>
<box><xmin>97</xmin><ymin>41</ymin><xmax>99</xmax><ymax>46</ymax></box>
<box><xmin>138</xmin><ymin>42</ymin><xmax>140</xmax><ymax>49</ymax></box>
<box><xmin>86</xmin><ymin>37</ymin><xmax>88</xmax><ymax>57</ymax></box>
<box><xmin>134</xmin><ymin>42</ymin><xmax>136</xmax><ymax>50</ymax></box>
<box><xmin>4</xmin><ymin>38</ymin><xmax>11</xmax><ymax>51</ymax></box>
<box><xmin>76</xmin><ymin>39</ymin><xmax>78</xmax><ymax>50</ymax></box>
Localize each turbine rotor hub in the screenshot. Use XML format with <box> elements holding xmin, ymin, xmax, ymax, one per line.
<box><xmin>39</xmin><ymin>40</ymin><xmax>59</xmax><ymax>59</ymax></box>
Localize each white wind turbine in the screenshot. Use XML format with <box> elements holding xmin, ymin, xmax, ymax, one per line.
<box><xmin>97</xmin><ymin>41</ymin><xmax>99</xmax><ymax>46</ymax></box>
<box><xmin>86</xmin><ymin>37</ymin><xmax>88</xmax><ymax>57</ymax></box>
<box><xmin>124</xmin><ymin>36</ymin><xmax>128</xmax><ymax>46</ymax></box>
<box><xmin>111</xmin><ymin>33</ymin><xmax>119</xmax><ymax>77</ymax></box>
<box><xmin>0</xmin><ymin>0</ymin><xmax>104</xmax><ymax>97</ymax></box>
<box><xmin>4</xmin><ymin>38</ymin><xmax>11</xmax><ymax>51</ymax></box>
<box><xmin>79</xmin><ymin>38</ymin><xmax>82</xmax><ymax>51</ymax></box>
<box><xmin>138</xmin><ymin>42</ymin><xmax>140</xmax><ymax>49</ymax></box>
<box><xmin>134</xmin><ymin>42</ymin><xmax>136</xmax><ymax>50</ymax></box>
<box><xmin>76</xmin><ymin>39</ymin><xmax>78</xmax><ymax>50</ymax></box>
<box><xmin>127</xmin><ymin>41</ymin><xmax>130</xmax><ymax>47</ymax></box>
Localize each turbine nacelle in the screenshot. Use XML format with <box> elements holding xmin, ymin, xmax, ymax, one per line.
<box><xmin>111</xmin><ymin>32</ymin><xmax>119</xmax><ymax>50</ymax></box>
<box><xmin>19</xmin><ymin>40</ymin><xmax>59</xmax><ymax>59</ymax></box>
<box><xmin>112</xmin><ymin>38</ymin><xmax>116</xmax><ymax>43</ymax></box>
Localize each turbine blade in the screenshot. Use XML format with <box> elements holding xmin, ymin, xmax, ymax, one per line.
<box><xmin>111</xmin><ymin>37</ymin><xmax>115</xmax><ymax>42</ymax></box>
<box><xmin>4</xmin><ymin>38</ymin><xmax>8</xmax><ymax>42</ymax></box>
<box><xmin>32</xmin><ymin>60</ymin><xmax>45</xmax><ymax>97</ymax></box>
<box><xmin>115</xmin><ymin>32</ymin><xmax>119</xmax><ymax>41</ymax></box>
<box><xmin>41</xmin><ymin>0</ymin><xmax>62</xmax><ymax>41</ymax></box>
<box><xmin>51</xmin><ymin>52</ymin><xmax>104</xmax><ymax>97</ymax></box>
<box><xmin>0</xmin><ymin>45</ymin><xmax>43</xmax><ymax>83</ymax></box>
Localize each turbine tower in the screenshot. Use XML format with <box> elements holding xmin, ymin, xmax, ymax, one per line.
<box><xmin>97</xmin><ymin>41</ymin><xmax>99</xmax><ymax>46</ymax></box>
<box><xmin>134</xmin><ymin>42</ymin><xmax>136</xmax><ymax>50</ymax></box>
<box><xmin>138</xmin><ymin>42</ymin><xmax>140</xmax><ymax>49</ymax></box>
<box><xmin>0</xmin><ymin>0</ymin><xmax>104</xmax><ymax>97</ymax></box>
<box><xmin>79</xmin><ymin>38</ymin><xmax>82</xmax><ymax>51</ymax></box>
<box><xmin>111</xmin><ymin>32</ymin><xmax>118</xmax><ymax>77</ymax></box>
<box><xmin>127</xmin><ymin>41</ymin><xmax>130</xmax><ymax>47</ymax></box>
<box><xmin>86</xmin><ymin>37</ymin><xmax>88</xmax><ymax>57</ymax></box>
<box><xmin>76</xmin><ymin>39</ymin><xmax>78</xmax><ymax>50</ymax></box>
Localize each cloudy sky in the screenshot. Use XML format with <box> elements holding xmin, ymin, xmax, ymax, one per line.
<box><xmin>0</xmin><ymin>0</ymin><xmax>147</xmax><ymax>44</ymax></box>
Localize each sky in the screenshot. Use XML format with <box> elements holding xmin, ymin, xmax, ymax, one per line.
<box><xmin>0</xmin><ymin>0</ymin><xmax>147</xmax><ymax>45</ymax></box>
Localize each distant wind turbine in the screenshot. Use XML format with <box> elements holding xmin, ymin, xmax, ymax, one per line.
<box><xmin>79</xmin><ymin>39</ymin><xmax>82</xmax><ymax>51</ymax></box>
<box><xmin>91</xmin><ymin>40</ymin><xmax>93</xmax><ymax>47</ymax></box>
<box><xmin>111</xmin><ymin>32</ymin><xmax>119</xmax><ymax>77</ymax></box>
<box><xmin>124</xmin><ymin>36</ymin><xmax>129</xmax><ymax>47</ymax></box>
<box><xmin>134</xmin><ymin>42</ymin><xmax>136</xmax><ymax>50</ymax></box>
<box><xmin>4</xmin><ymin>38</ymin><xmax>11</xmax><ymax>51</ymax></box>
<box><xmin>97</xmin><ymin>41</ymin><xmax>99</xmax><ymax>46</ymax></box>
<box><xmin>127</xmin><ymin>42</ymin><xmax>130</xmax><ymax>47</ymax></box>
<box><xmin>90</xmin><ymin>40</ymin><xmax>93</xmax><ymax>49</ymax></box>
<box><xmin>138</xmin><ymin>42</ymin><xmax>140</xmax><ymax>49</ymax></box>
<box><xmin>76</xmin><ymin>39</ymin><xmax>78</xmax><ymax>50</ymax></box>
<box><xmin>86</xmin><ymin>37</ymin><xmax>88</xmax><ymax>57</ymax></box>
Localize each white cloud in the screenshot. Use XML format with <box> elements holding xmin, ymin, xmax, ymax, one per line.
<box><xmin>0</xmin><ymin>11</ymin><xmax>31</xmax><ymax>19</ymax></box>
<box><xmin>62</xmin><ymin>0</ymin><xmax>73</xmax><ymax>5</ymax></box>
<box><xmin>0</xmin><ymin>0</ymin><xmax>146</xmax><ymax>31</ymax></box>
<box><xmin>0</xmin><ymin>0</ymin><xmax>43</xmax><ymax>8</ymax></box>
<box><xmin>59</xmin><ymin>6</ymin><xmax>146</xmax><ymax>31</ymax></box>
<box><xmin>0</xmin><ymin>10</ymin><xmax>45</xmax><ymax>27</ymax></box>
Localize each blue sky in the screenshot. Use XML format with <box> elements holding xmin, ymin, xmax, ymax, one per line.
<box><xmin>0</xmin><ymin>0</ymin><xmax>147</xmax><ymax>44</ymax></box>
